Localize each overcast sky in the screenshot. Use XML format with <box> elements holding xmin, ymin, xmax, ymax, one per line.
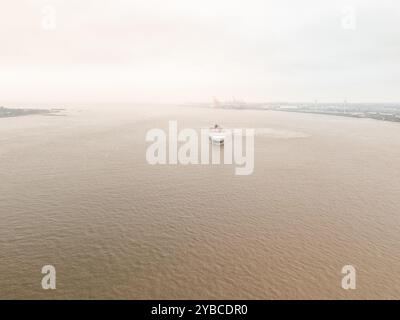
<box><xmin>0</xmin><ymin>0</ymin><xmax>399</xmax><ymax>105</ymax></box>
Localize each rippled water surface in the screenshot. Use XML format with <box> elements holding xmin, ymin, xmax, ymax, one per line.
<box><xmin>1</xmin><ymin>105</ymin><xmax>400</xmax><ymax>299</ymax></box>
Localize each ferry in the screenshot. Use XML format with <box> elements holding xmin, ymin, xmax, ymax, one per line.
<box><xmin>209</xmin><ymin>124</ymin><xmax>226</xmax><ymax>145</ymax></box>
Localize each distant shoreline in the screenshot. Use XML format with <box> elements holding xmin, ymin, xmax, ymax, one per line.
<box><xmin>272</xmin><ymin>108</ymin><xmax>400</xmax><ymax>123</ymax></box>
<box><xmin>0</xmin><ymin>106</ymin><xmax>65</xmax><ymax>118</ymax></box>
<box><xmin>187</xmin><ymin>103</ymin><xmax>400</xmax><ymax>123</ymax></box>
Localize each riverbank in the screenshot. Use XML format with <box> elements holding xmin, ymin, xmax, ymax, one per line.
<box><xmin>0</xmin><ymin>106</ymin><xmax>65</xmax><ymax>118</ymax></box>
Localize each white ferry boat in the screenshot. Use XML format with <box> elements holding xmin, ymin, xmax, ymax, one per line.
<box><xmin>209</xmin><ymin>124</ymin><xmax>226</xmax><ymax>145</ymax></box>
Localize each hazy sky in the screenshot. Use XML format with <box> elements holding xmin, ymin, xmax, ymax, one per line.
<box><xmin>0</xmin><ymin>0</ymin><xmax>399</xmax><ymax>104</ymax></box>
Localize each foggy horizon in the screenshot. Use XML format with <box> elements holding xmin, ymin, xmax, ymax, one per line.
<box><xmin>2</xmin><ymin>0</ymin><xmax>400</xmax><ymax>307</ymax></box>
<box><xmin>1</xmin><ymin>0</ymin><xmax>400</xmax><ymax>105</ymax></box>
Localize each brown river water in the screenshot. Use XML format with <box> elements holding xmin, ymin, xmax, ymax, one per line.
<box><xmin>1</xmin><ymin>105</ymin><xmax>399</xmax><ymax>299</ymax></box>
